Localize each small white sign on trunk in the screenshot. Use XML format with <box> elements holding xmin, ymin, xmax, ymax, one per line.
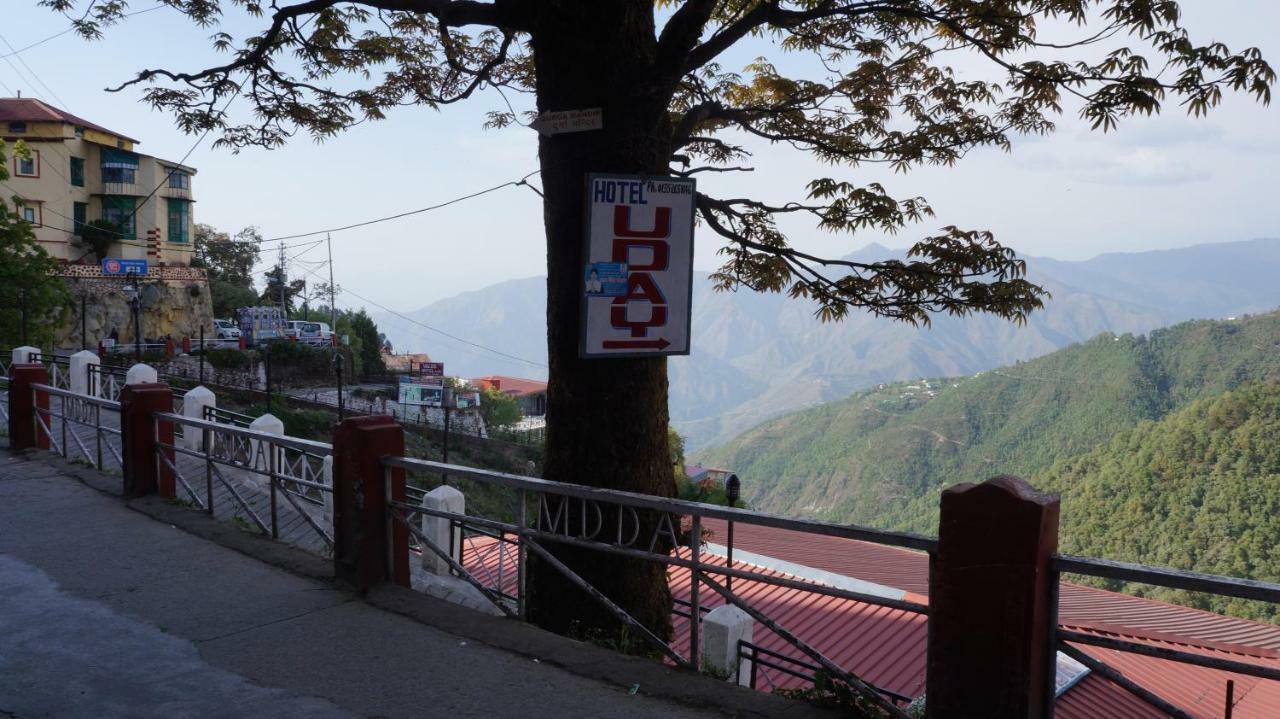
<box><xmin>530</xmin><ymin>108</ymin><xmax>603</xmax><ymax>136</ymax></box>
<box><xmin>579</xmin><ymin>174</ymin><xmax>696</xmax><ymax>358</ymax></box>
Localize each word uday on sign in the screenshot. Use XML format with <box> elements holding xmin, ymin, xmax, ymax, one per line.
<box><xmin>530</xmin><ymin>108</ymin><xmax>603</xmax><ymax>136</ymax></box>
<box><xmin>580</xmin><ymin>174</ymin><xmax>695</xmax><ymax>358</ymax></box>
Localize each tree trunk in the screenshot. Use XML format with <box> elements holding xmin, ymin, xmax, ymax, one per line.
<box><xmin>527</xmin><ymin>1</ymin><xmax>677</xmax><ymax>643</ymax></box>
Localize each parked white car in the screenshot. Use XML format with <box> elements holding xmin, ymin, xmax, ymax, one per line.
<box><xmin>287</xmin><ymin>320</ymin><xmax>333</xmax><ymax>345</ymax></box>
<box><xmin>213</xmin><ymin>319</ymin><xmax>241</xmax><ymax>341</ymax></box>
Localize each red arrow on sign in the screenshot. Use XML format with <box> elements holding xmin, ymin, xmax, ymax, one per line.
<box><xmin>602</xmin><ymin>338</ymin><xmax>671</xmax><ymax>350</ymax></box>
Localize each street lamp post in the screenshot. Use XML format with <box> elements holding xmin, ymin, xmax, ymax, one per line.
<box><xmin>120</xmin><ymin>271</ymin><xmax>142</xmax><ymax>358</ymax></box>
<box><xmin>441</xmin><ymin>386</ymin><xmax>456</xmax><ymax>485</ymax></box>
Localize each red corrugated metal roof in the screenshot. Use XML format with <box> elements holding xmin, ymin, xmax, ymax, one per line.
<box><xmin>459</xmin><ymin>524</ymin><xmax>1280</xmax><ymax>717</ymax></box>
<box><xmin>0</xmin><ymin>97</ymin><xmax>139</xmax><ymax>143</ymax></box>
<box><xmin>474</xmin><ymin>376</ymin><xmax>548</xmax><ymax>397</ymax></box>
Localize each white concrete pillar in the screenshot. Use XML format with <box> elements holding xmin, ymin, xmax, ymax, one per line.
<box><xmin>11</xmin><ymin>345</ymin><xmax>39</xmax><ymax>366</ymax></box>
<box><xmin>248</xmin><ymin>413</ymin><xmax>284</xmax><ymax>471</ymax></box>
<box><xmin>124</xmin><ymin>363</ymin><xmax>158</xmax><ymax>385</ymax></box>
<box><xmin>322</xmin><ymin>455</ymin><xmax>334</xmax><ymax>523</ymax></box>
<box><xmin>421</xmin><ymin>485</ymin><xmax>465</xmax><ymax>575</ymax></box>
<box><xmin>69</xmin><ymin>350</ymin><xmax>100</xmax><ymax>396</ymax></box>
<box><xmin>182</xmin><ymin>386</ymin><xmax>216</xmax><ymax>450</ymax></box>
<box><xmin>701</xmin><ymin>604</ymin><xmax>754</xmax><ymax>686</ymax></box>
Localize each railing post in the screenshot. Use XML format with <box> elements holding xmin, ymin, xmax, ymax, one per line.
<box><xmin>421</xmin><ymin>485</ymin><xmax>465</xmax><ymax>575</ymax></box>
<box><xmin>7</xmin><ymin>364</ymin><xmax>49</xmax><ymax>451</ymax></box>
<box><xmin>119</xmin><ymin>382</ymin><xmax>175</xmax><ymax>498</ymax></box>
<box><xmin>926</xmin><ymin>475</ymin><xmax>1060</xmax><ymax>719</ymax></box>
<box><xmin>332</xmin><ymin>415</ymin><xmax>409</xmax><ymax>590</ymax></box>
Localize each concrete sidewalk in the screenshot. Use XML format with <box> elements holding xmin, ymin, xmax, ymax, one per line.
<box><xmin>0</xmin><ymin>450</ymin><xmax>814</xmax><ymax>719</ymax></box>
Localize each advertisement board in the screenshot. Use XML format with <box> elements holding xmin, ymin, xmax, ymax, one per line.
<box><xmin>580</xmin><ymin>174</ymin><xmax>695</xmax><ymax>358</ymax></box>
<box><xmin>398</xmin><ymin>378</ymin><xmax>443</xmax><ymax>407</ymax></box>
<box><xmin>101</xmin><ymin>258</ymin><xmax>149</xmax><ymax>276</ymax></box>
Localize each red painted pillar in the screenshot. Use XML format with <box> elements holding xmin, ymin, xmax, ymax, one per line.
<box><xmin>165</xmin><ymin>337</ymin><xmax>175</xmax><ymax>357</ymax></box>
<box><xmin>332</xmin><ymin>415</ymin><xmax>409</xmax><ymax>590</ymax></box>
<box><xmin>7</xmin><ymin>364</ymin><xmax>50</xmax><ymax>451</ymax></box>
<box><xmin>182</xmin><ymin>336</ymin><xmax>192</xmax><ymax>354</ymax></box>
<box><xmin>119</xmin><ymin>383</ymin><xmax>176</xmax><ymax>498</ymax></box>
<box><xmin>926</xmin><ymin>475</ymin><xmax>1060</xmax><ymax>718</ymax></box>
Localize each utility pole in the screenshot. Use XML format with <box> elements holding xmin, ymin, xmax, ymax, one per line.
<box><xmin>326</xmin><ymin>233</ymin><xmax>336</xmax><ymax>328</ymax></box>
<box><xmin>278</xmin><ymin>241</ymin><xmax>287</xmax><ymax>320</ymax></box>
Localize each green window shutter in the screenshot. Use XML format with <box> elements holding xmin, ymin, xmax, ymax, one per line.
<box><xmin>70</xmin><ymin>157</ymin><xmax>85</xmax><ymax>187</ymax></box>
<box><xmin>101</xmin><ymin>196</ymin><xmax>137</xmax><ymax>240</ymax></box>
<box><xmin>167</xmin><ymin>198</ymin><xmax>189</xmax><ymax>242</ymax></box>
<box><xmin>73</xmin><ymin>202</ymin><xmax>87</xmax><ymax>232</ymax></box>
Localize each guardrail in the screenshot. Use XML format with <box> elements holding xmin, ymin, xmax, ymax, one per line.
<box><xmin>1046</xmin><ymin>554</ymin><xmax>1280</xmax><ymax>718</ymax></box>
<box><xmin>29</xmin><ymin>383</ymin><xmax>123</xmax><ymax>471</ymax></box>
<box><xmin>382</xmin><ymin>453</ymin><xmax>931</xmax><ymax>717</ymax></box>
<box><xmin>153</xmin><ymin>412</ymin><xmax>334</xmax><ymax>550</ymax></box>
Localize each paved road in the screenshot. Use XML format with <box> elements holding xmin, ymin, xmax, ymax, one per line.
<box><xmin>0</xmin><ymin>451</ymin><xmax>728</xmax><ymax>719</ymax></box>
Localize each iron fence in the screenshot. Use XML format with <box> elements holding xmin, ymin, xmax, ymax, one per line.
<box><xmin>152</xmin><ymin>411</ymin><xmax>335</xmax><ymax>552</ymax></box>
<box><xmin>382</xmin><ymin>454</ymin><xmax>931</xmax><ymax>717</ymax></box>
<box><xmin>28</xmin><ymin>383</ymin><xmax>124</xmax><ymax>471</ymax></box>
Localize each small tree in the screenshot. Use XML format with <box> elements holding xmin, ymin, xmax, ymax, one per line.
<box><xmin>195</xmin><ymin>224</ymin><xmax>262</xmax><ymax>316</ymax></box>
<box><xmin>79</xmin><ymin>219</ymin><xmax>120</xmax><ymax>262</ymax></box>
<box><xmin>479</xmin><ymin>386</ymin><xmax>523</xmax><ymax>430</ymax></box>
<box><xmin>0</xmin><ymin>141</ymin><xmax>70</xmax><ymax>347</ymax></box>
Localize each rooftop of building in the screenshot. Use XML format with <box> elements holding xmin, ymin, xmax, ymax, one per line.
<box><xmin>0</xmin><ymin>97</ymin><xmax>139</xmax><ymax>144</ymax></box>
<box><xmin>473</xmin><ymin>376</ymin><xmax>548</xmax><ymax>396</ymax></box>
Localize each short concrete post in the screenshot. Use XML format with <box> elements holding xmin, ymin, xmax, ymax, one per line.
<box><xmin>421</xmin><ymin>485</ymin><xmax>465</xmax><ymax>574</ymax></box>
<box><xmin>926</xmin><ymin>475</ymin><xmax>1060</xmax><ymax>719</ymax></box>
<box><xmin>7</xmin><ymin>364</ymin><xmax>49</xmax><ymax>451</ymax></box>
<box><xmin>119</xmin><ymin>383</ymin><xmax>175</xmax><ymax>498</ymax></box>
<box><xmin>331</xmin><ymin>415</ymin><xmax>409</xmax><ymax>590</ymax></box>
<box><xmin>321</xmin><ymin>455</ymin><xmax>334</xmax><ymax>523</ymax></box>
<box><xmin>11</xmin><ymin>345</ymin><xmax>38</xmax><ymax>366</ymax></box>
<box><xmin>701</xmin><ymin>605</ymin><xmax>754</xmax><ymax>686</ymax></box>
<box><xmin>125</xmin><ymin>363</ymin><xmax>158</xmax><ymax>385</ymax></box>
<box><xmin>248</xmin><ymin>413</ymin><xmax>284</xmax><ymax>471</ymax></box>
<box><xmin>69</xmin><ymin>350</ymin><xmax>100</xmax><ymax>396</ymax></box>
<box><xmin>182</xmin><ymin>386</ymin><xmax>216</xmax><ymax>450</ymax></box>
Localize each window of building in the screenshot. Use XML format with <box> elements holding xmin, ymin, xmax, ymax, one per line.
<box><xmin>167</xmin><ymin>198</ymin><xmax>190</xmax><ymax>242</ymax></box>
<box><xmin>15</xmin><ymin>150</ymin><xmax>38</xmax><ymax>177</ymax></box>
<box><xmin>7</xmin><ymin>121</ymin><xmax>26</xmax><ymax>133</ymax></box>
<box><xmin>73</xmin><ymin>202</ymin><xmax>88</xmax><ymax>233</ymax></box>
<box><xmin>70</xmin><ymin>157</ymin><xmax>85</xmax><ymax>187</ymax></box>
<box><xmin>101</xmin><ymin>196</ymin><xmax>136</xmax><ymax>240</ymax></box>
<box><xmin>102</xmin><ymin>166</ymin><xmax>136</xmax><ymax>184</ymax></box>
<box><xmin>101</xmin><ymin>148</ymin><xmax>139</xmax><ymax>185</ymax></box>
<box><xmin>74</xmin><ymin>126</ymin><xmax>85</xmax><ymax>137</ymax></box>
<box><xmin>167</xmin><ymin>170</ymin><xmax>190</xmax><ymax>189</ymax></box>
<box><xmin>20</xmin><ymin>205</ymin><xmax>41</xmax><ymax>227</ymax></box>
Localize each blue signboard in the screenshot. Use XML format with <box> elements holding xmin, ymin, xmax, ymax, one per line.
<box><xmin>101</xmin><ymin>258</ymin><xmax>149</xmax><ymax>276</ymax></box>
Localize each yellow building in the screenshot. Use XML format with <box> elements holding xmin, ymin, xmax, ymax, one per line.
<box><xmin>1</xmin><ymin>96</ymin><xmax>196</xmax><ymax>266</ymax></box>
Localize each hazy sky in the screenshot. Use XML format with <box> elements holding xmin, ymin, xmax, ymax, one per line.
<box><xmin>4</xmin><ymin>2</ymin><xmax>1278</xmax><ymax>329</ymax></box>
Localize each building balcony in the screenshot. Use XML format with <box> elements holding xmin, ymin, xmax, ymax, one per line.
<box><xmin>98</xmin><ymin>181</ymin><xmax>143</xmax><ymax>197</ymax></box>
<box><xmin>159</xmin><ymin>185</ymin><xmax>192</xmax><ymax>200</ymax></box>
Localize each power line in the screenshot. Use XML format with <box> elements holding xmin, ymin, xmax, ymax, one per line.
<box><xmin>292</xmin><ymin>261</ymin><xmax>546</xmax><ymax>369</ymax></box>
<box><xmin>0</xmin><ymin>32</ymin><xmax>69</xmax><ymax>108</ymax></box>
<box><xmin>0</xmin><ymin>5</ymin><xmax>165</xmax><ymax>60</ymax></box>
<box><xmin>263</xmin><ymin>170</ymin><xmax>540</xmax><ymax>243</ymax></box>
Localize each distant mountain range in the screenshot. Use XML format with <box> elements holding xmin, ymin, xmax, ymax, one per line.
<box><xmin>694</xmin><ymin>312</ymin><xmax>1280</xmax><ymax>620</ymax></box>
<box><xmin>374</xmin><ymin>237</ymin><xmax>1280</xmax><ymax>450</ymax></box>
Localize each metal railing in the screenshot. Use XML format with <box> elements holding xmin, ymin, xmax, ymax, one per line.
<box><xmin>25</xmin><ymin>353</ymin><xmax>72</xmax><ymax>391</ymax></box>
<box><xmin>29</xmin><ymin>383</ymin><xmax>124</xmax><ymax>471</ymax></box>
<box><xmin>1046</xmin><ymin>555</ymin><xmax>1280</xmax><ymax>719</ymax></box>
<box><xmin>152</xmin><ymin>412</ymin><xmax>335</xmax><ymax>551</ymax></box>
<box><xmin>202</xmin><ymin>404</ymin><xmax>254</xmax><ymax>428</ymax></box>
<box><xmin>383</xmin><ymin>454</ymin><xmax>932</xmax><ymax>717</ymax></box>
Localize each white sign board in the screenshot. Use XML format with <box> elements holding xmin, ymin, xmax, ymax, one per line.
<box><xmin>531</xmin><ymin>108</ymin><xmax>603</xmax><ymax>136</ymax></box>
<box><xmin>580</xmin><ymin>174</ymin><xmax>695</xmax><ymax>358</ymax></box>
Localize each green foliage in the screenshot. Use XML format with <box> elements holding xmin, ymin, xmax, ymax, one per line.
<box><xmin>0</xmin><ymin>140</ymin><xmax>71</xmax><ymax>347</ymax></box>
<box><xmin>80</xmin><ymin>219</ymin><xmax>121</xmax><ymax>261</ymax></box>
<box><xmin>203</xmin><ymin>347</ymin><xmax>250</xmax><ymax>370</ymax></box>
<box><xmin>259</xmin><ymin>263</ymin><xmax>306</xmax><ymax>314</ymax></box>
<box><xmin>774</xmin><ymin>672</ymin><xmax>893</xmax><ymax>718</ymax></box>
<box><xmin>195</xmin><ymin>224</ymin><xmax>262</xmax><ymax>317</ymax></box>
<box><xmin>478</xmin><ymin>386</ymin><xmax>522</xmax><ymax>430</ymax></box>
<box><xmin>348</xmin><ymin>308</ymin><xmax>385</xmax><ymax>376</ymax></box>
<box><xmin>700</xmin><ymin>312</ymin><xmax>1280</xmax><ymax>617</ymax></box>
<box><xmin>242</xmin><ymin>401</ymin><xmax>332</xmax><ymax>440</ymax></box>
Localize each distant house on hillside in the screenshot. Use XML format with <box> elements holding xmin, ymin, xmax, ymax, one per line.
<box><xmin>382</xmin><ymin>352</ymin><xmax>433</xmax><ymax>374</ymax></box>
<box><xmin>474</xmin><ymin>375</ymin><xmax>547</xmax><ymax>416</ymax></box>
<box><xmin>684</xmin><ymin>464</ymin><xmax>732</xmax><ymax>488</ymax></box>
